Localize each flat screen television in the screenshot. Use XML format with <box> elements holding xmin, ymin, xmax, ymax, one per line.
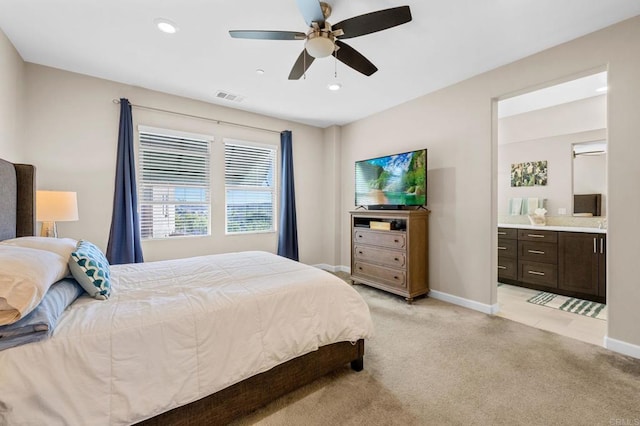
<box><xmin>355</xmin><ymin>148</ymin><xmax>427</xmax><ymax>208</ymax></box>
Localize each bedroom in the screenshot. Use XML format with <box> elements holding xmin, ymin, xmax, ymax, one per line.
<box><xmin>1</xmin><ymin>1</ymin><xmax>640</xmax><ymax>424</ymax></box>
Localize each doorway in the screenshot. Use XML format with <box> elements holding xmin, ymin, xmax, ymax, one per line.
<box><xmin>494</xmin><ymin>71</ymin><xmax>608</xmax><ymax>346</ymax></box>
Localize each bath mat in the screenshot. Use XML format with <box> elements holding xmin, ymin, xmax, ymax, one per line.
<box><xmin>527</xmin><ymin>292</ymin><xmax>607</xmax><ymax>320</ymax></box>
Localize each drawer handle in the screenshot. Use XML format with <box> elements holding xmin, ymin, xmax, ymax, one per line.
<box><xmin>497</xmin><ymin>246</ymin><xmax>507</xmax><ymax>250</ymax></box>
<box><xmin>394</xmin><ymin>257</ymin><xmax>400</xmax><ymax>261</ymax></box>
<box><xmin>394</xmin><ymin>239</ymin><xmax>399</xmax><ymax>243</ymax></box>
<box><xmin>358</xmin><ymin>251</ymin><xmax>363</xmax><ymax>255</ymax></box>
<box><xmin>527</xmin><ymin>234</ymin><xmax>545</xmax><ymax>238</ymax></box>
<box><xmin>393</xmin><ymin>276</ymin><xmax>399</xmax><ymax>280</ymax></box>
<box><xmin>358</xmin><ymin>266</ymin><xmax>363</xmax><ymax>271</ymax></box>
<box><xmin>358</xmin><ymin>235</ymin><xmax>363</xmax><ymax>238</ymax></box>
<box><xmin>497</xmin><ymin>231</ymin><xmax>507</xmax><ymax>235</ymax></box>
<box><xmin>497</xmin><ymin>265</ymin><xmax>507</xmax><ymax>270</ymax></box>
<box><xmin>527</xmin><ymin>270</ymin><xmax>545</xmax><ymax>276</ymax></box>
<box><xmin>527</xmin><ymin>250</ymin><xmax>545</xmax><ymax>255</ymax></box>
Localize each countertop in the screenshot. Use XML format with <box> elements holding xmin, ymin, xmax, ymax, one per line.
<box><xmin>498</xmin><ymin>223</ymin><xmax>606</xmax><ymax>234</ymax></box>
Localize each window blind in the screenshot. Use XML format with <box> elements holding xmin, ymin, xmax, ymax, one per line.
<box><xmin>138</xmin><ymin>131</ymin><xmax>211</xmax><ymax>239</ymax></box>
<box><xmin>224</xmin><ymin>141</ymin><xmax>276</xmax><ymax>234</ymax></box>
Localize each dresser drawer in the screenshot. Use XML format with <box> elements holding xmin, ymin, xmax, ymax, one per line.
<box><xmin>518</xmin><ymin>241</ymin><xmax>557</xmax><ymax>264</ymax></box>
<box><xmin>498</xmin><ymin>257</ymin><xmax>517</xmax><ymax>280</ymax></box>
<box><xmin>353</xmin><ymin>229</ymin><xmax>406</xmax><ymax>250</ymax></box>
<box><xmin>354</xmin><ymin>245</ymin><xmax>406</xmax><ymax>269</ymax></box>
<box><xmin>518</xmin><ymin>229</ymin><xmax>558</xmax><ymax>243</ymax></box>
<box><xmin>353</xmin><ymin>262</ymin><xmax>406</xmax><ymax>289</ymax></box>
<box><xmin>497</xmin><ymin>228</ymin><xmax>518</xmax><ymax>240</ymax></box>
<box><xmin>497</xmin><ymin>238</ymin><xmax>517</xmax><ymax>259</ymax></box>
<box><xmin>519</xmin><ymin>260</ymin><xmax>558</xmax><ymax>287</ymax></box>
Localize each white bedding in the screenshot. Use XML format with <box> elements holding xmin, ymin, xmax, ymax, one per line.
<box><xmin>0</xmin><ymin>251</ymin><xmax>373</xmax><ymax>425</ymax></box>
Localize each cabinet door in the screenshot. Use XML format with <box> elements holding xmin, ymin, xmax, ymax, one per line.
<box><xmin>498</xmin><ymin>257</ymin><xmax>517</xmax><ymax>280</ymax></box>
<box><xmin>598</xmin><ymin>235</ymin><xmax>606</xmax><ymax>298</ymax></box>
<box><xmin>558</xmin><ymin>232</ymin><xmax>599</xmax><ymax>296</ymax></box>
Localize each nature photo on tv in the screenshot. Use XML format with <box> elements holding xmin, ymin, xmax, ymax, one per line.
<box><xmin>355</xmin><ymin>149</ymin><xmax>427</xmax><ymax>207</ymax></box>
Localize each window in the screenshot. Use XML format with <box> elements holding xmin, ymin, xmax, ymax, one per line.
<box><xmin>224</xmin><ymin>141</ymin><xmax>277</xmax><ymax>234</ymax></box>
<box><xmin>138</xmin><ymin>129</ymin><xmax>211</xmax><ymax>239</ymax></box>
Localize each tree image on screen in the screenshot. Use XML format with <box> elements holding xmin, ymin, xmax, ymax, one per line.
<box><xmin>355</xmin><ymin>150</ymin><xmax>426</xmax><ymax>206</ymax></box>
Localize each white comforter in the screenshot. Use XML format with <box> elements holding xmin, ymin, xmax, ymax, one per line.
<box><xmin>0</xmin><ymin>251</ymin><xmax>373</xmax><ymax>425</ymax></box>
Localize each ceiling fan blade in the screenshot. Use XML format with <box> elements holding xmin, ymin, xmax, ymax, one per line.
<box><xmin>333</xmin><ymin>6</ymin><xmax>412</xmax><ymax>39</ymax></box>
<box><xmin>288</xmin><ymin>49</ymin><xmax>316</xmax><ymax>80</ymax></box>
<box><xmin>296</xmin><ymin>0</ymin><xmax>325</xmax><ymax>26</ymax></box>
<box><xmin>334</xmin><ymin>41</ymin><xmax>378</xmax><ymax>76</ymax></box>
<box><xmin>229</xmin><ymin>30</ymin><xmax>306</xmax><ymax>40</ymax></box>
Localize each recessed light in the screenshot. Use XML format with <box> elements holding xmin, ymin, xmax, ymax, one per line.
<box><xmin>596</xmin><ymin>86</ymin><xmax>608</xmax><ymax>92</ymax></box>
<box><xmin>327</xmin><ymin>82</ymin><xmax>342</xmax><ymax>91</ymax></box>
<box><xmin>154</xmin><ymin>18</ymin><xmax>179</xmax><ymax>34</ymax></box>
<box><xmin>256</xmin><ymin>68</ymin><xmax>265</xmax><ymax>75</ymax></box>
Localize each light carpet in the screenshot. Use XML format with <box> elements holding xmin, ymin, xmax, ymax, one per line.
<box><xmin>233</xmin><ymin>278</ymin><xmax>640</xmax><ymax>425</ymax></box>
<box><xmin>528</xmin><ymin>292</ymin><xmax>607</xmax><ymax>320</ymax></box>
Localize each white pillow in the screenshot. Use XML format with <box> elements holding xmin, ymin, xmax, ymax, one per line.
<box><xmin>0</xmin><ymin>236</ymin><xmax>78</xmax><ymax>259</ymax></box>
<box><xmin>0</xmin><ymin>245</ymin><xmax>69</xmax><ymax>326</ymax></box>
<box><xmin>0</xmin><ymin>237</ymin><xmax>77</xmax><ymax>277</ymax></box>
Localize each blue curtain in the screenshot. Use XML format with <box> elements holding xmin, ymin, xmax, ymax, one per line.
<box><xmin>106</xmin><ymin>98</ymin><xmax>144</xmax><ymax>264</ymax></box>
<box><xmin>277</xmin><ymin>130</ymin><xmax>299</xmax><ymax>261</ymax></box>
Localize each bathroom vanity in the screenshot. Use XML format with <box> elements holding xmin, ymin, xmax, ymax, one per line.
<box><xmin>497</xmin><ymin>224</ymin><xmax>606</xmax><ymax>303</ymax></box>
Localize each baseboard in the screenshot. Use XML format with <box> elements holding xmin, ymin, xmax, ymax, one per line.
<box><xmin>604</xmin><ymin>336</ymin><xmax>640</xmax><ymax>359</ymax></box>
<box><xmin>313</xmin><ymin>264</ymin><xmax>351</xmax><ymax>274</ymax></box>
<box><xmin>337</xmin><ymin>265</ymin><xmax>351</xmax><ymax>274</ymax></box>
<box><xmin>313</xmin><ymin>264</ymin><xmax>337</xmax><ymax>272</ymax></box>
<box><xmin>428</xmin><ymin>290</ymin><xmax>500</xmax><ymax>315</ymax></box>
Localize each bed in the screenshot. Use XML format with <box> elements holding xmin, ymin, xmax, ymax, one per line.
<box><xmin>0</xmin><ymin>158</ymin><xmax>373</xmax><ymax>425</ymax></box>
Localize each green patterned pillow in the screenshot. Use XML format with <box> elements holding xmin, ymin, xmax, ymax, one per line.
<box><xmin>69</xmin><ymin>240</ymin><xmax>111</xmax><ymax>300</ymax></box>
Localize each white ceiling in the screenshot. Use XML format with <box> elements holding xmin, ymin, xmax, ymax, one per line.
<box><xmin>498</xmin><ymin>71</ymin><xmax>608</xmax><ymax>118</ymax></box>
<box><xmin>1</xmin><ymin>1</ymin><xmax>639</xmax><ymax>128</ymax></box>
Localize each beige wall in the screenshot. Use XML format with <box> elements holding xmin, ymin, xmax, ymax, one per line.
<box><xmin>22</xmin><ymin>64</ymin><xmax>327</xmax><ymax>265</ymax></box>
<box><xmin>497</xmin><ymin>95</ymin><xmax>607</xmax><ymax>217</ymax></box>
<box><xmin>498</xmin><ymin>95</ymin><xmax>606</xmax><ymax>145</ymax></box>
<box><xmin>340</xmin><ymin>16</ymin><xmax>640</xmax><ymax>347</ymax></box>
<box><xmin>498</xmin><ymin>129</ymin><xmax>606</xmax><ymax>217</ymax></box>
<box><xmin>0</xmin><ymin>29</ymin><xmax>24</xmax><ymax>162</ymax></box>
<box><xmin>321</xmin><ymin>125</ymin><xmax>343</xmax><ymax>269</ymax></box>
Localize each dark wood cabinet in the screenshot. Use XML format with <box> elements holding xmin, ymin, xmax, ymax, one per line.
<box><xmin>351</xmin><ymin>210</ymin><xmax>429</xmax><ymax>302</ymax></box>
<box><xmin>558</xmin><ymin>232</ymin><xmax>606</xmax><ymax>298</ymax></box>
<box><xmin>498</xmin><ymin>227</ymin><xmax>517</xmax><ymax>280</ymax></box>
<box><xmin>497</xmin><ymin>227</ymin><xmax>606</xmax><ymax>303</ymax></box>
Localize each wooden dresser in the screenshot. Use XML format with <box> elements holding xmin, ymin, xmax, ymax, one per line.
<box><xmin>350</xmin><ymin>210</ymin><xmax>429</xmax><ymax>302</ymax></box>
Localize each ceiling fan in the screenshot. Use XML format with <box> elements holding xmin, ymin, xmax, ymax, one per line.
<box><xmin>229</xmin><ymin>0</ymin><xmax>412</xmax><ymax>80</ymax></box>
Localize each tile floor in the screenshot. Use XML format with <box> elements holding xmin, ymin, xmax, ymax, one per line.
<box><xmin>496</xmin><ymin>283</ymin><xmax>607</xmax><ymax>346</ymax></box>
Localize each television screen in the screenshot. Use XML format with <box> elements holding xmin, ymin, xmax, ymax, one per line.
<box><xmin>355</xmin><ymin>149</ymin><xmax>427</xmax><ymax>207</ymax></box>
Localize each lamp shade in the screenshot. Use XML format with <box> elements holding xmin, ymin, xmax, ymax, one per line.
<box><xmin>305</xmin><ymin>35</ymin><xmax>334</xmax><ymax>58</ymax></box>
<box><xmin>36</xmin><ymin>191</ymin><xmax>79</xmax><ymax>222</ymax></box>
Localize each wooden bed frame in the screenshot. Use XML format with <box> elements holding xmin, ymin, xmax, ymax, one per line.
<box><xmin>0</xmin><ymin>157</ymin><xmax>365</xmax><ymax>424</ymax></box>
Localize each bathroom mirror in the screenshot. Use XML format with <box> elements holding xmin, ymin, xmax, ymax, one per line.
<box><xmin>572</xmin><ymin>141</ymin><xmax>607</xmax><ymax>216</ymax></box>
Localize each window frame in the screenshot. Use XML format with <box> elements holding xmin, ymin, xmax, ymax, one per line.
<box><xmin>137</xmin><ymin>125</ymin><xmax>213</xmax><ymax>240</ymax></box>
<box><xmin>223</xmin><ymin>138</ymin><xmax>278</xmax><ymax>235</ymax></box>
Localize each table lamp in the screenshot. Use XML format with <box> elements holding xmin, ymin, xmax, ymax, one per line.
<box><xmin>36</xmin><ymin>190</ymin><xmax>79</xmax><ymax>238</ymax></box>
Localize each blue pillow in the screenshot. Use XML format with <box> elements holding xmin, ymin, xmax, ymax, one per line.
<box><xmin>69</xmin><ymin>240</ymin><xmax>111</xmax><ymax>300</ymax></box>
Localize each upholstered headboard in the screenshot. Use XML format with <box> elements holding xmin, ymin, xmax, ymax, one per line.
<box><xmin>0</xmin><ymin>158</ymin><xmax>36</xmax><ymax>241</ymax></box>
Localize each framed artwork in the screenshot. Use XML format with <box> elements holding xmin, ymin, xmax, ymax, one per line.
<box><xmin>510</xmin><ymin>161</ymin><xmax>547</xmax><ymax>187</ymax></box>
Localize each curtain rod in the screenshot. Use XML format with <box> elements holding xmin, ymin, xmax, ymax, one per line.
<box><xmin>112</xmin><ymin>99</ymin><xmax>282</xmax><ymax>135</ymax></box>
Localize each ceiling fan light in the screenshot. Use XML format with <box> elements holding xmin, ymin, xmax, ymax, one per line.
<box><xmin>305</xmin><ymin>35</ymin><xmax>334</xmax><ymax>58</ymax></box>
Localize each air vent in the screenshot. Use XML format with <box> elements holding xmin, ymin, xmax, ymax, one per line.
<box><xmin>215</xmin><ymin>90</ymin><xmax>244</xmax><ymax>103</ymax></box>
